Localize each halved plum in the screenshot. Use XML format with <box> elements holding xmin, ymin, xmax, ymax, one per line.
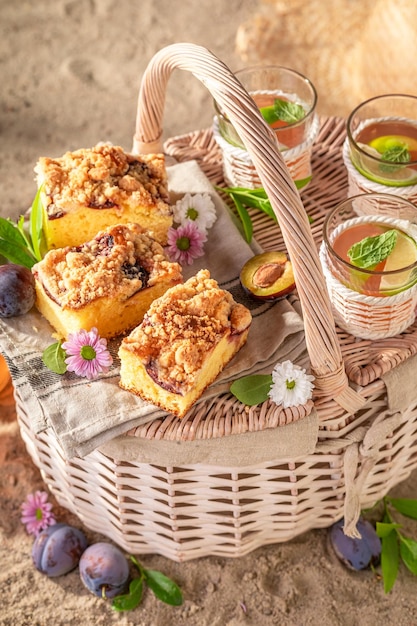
<box><xmin>240</xmin><ymin>251</ymin><xmax>296</xmax><ymax>301</ymax></box>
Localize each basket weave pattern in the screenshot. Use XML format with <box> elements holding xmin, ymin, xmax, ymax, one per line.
<box><xmin>15</xmin><ymin>44</ymin><xmax>417</xmax><ymax>561</ymax></box>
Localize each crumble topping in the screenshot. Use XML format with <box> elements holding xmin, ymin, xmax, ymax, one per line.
<box><xmin>35</xmin><ymin>144</ymin><xmax>171</xmax><ymax>218</ymax></box>
<box><xmin>32</xmin><ymin>223</ymin><xmax>182</xmax><ymax>308</ymax></box>
<box><xmin>121</xmin><ymin>269</ymin><xmax>252</xmax><ymax>391</ymax></box>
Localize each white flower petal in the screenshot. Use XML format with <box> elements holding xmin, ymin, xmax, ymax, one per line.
<box><xmin>173</xmin><ymin>192</ymin><xmax>217</xmax><ymax>232</ymax></box>
<box><xmin>268</xmin><ymin>360</ymin><xmax>314</xmax><ymax>408</ymax></box>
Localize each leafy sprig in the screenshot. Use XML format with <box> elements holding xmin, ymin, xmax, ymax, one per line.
<box><xmin>0</xmin><ymin>187</ymin><xmax>46</xmax><ymax>268</ymax></box>
<box><xmin>376</xmin><ymin>496</ymin><xmax>417</xmax><ymax>593</ymax></box>
<box><xmin>217</xmin><ymin>185</ymin><xmax>312</xmax><ymax>243</ymax></box>
<box><xmin>112</xmin><ymin>555</ymin><xmax>183</xmax><ymax>612</ymax></box>
<box><xmin>260</xmin><ymin>98</ymin><xmax>305</xmax><ymax>125</ymax></box>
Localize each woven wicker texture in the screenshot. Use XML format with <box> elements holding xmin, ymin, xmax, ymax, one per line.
<box><xmin>15</xmin><ymin>44</ymin><xmax>417</xmax><ymax>561</ymax></box>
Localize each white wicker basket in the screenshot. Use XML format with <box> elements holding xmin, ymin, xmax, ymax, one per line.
<box><xmin>8</xmin><ymin>43</ymin><xmax>417</xmax><ymax>561</ymax></box>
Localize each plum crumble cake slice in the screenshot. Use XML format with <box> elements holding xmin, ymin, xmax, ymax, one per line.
<box><xmin>35</xmin><ymin>144</ymin><xmax>173</xmax><ymax>249</ymax></box>
<box><xmin>118</xmin><ymin>269</ymin><xmax>252</xmax><ymax>418</ymax></box>
<box><xmin>32</xmin><ymin>222</ymin><xmax>183</xmax><ymax>339</ymax></box>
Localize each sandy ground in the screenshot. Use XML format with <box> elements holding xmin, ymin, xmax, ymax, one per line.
<box><xmin>2</xmin><ymin>2</ymin><xmax>417</xmax><ymax>625</ymax></box>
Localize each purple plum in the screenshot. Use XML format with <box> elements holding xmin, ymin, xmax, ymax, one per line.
<box><xmin>329</xmin><ymin>517</ymin><xmax>381</xmax><ymax>570</ymax></box>
<box><xmin>79</xmin><ymin>542</ymin><xmax>130</xmax><ymax>599</ymax></box>
<box><xmin>0</xmin><ymin>264</ymin><xmax>36</xmax><ymax>317</ymax></box>
<box><xmin>32</xmin><ymin>523</ymin><xmax>88</xmax><ymax>577</ymax></box>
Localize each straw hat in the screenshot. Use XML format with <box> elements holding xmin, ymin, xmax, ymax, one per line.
<box><xmin>236</xmin><ymin>0</ymin><xmax>417</xmax><ymax>118</ymax></box>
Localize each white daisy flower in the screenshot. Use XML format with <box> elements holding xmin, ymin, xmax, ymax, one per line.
<box><xmin>268</xmin><ymin>360</ymin><xmax>315</xmax><ymax>408</ymax></box>
<box><xmin>173</xmin><ymin>193</ymin><xmax>217</xmax><ymax>233</ymax></box>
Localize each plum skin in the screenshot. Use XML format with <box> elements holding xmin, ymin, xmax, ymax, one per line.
<box><xmin>79</xmin><ymin>542</ymin><xmax>130</xmax><ymax>599</ymax></box>
<box><xmin>329</xmin><ymin>517</ymin><xmax>381</xmax><ymax>570</ymax></box>
<box><xmin>32</xmin><ymin>523</ymin><xmax>88</xmax><ymax>577</ymax></box>
<box><xmin>0</xmin><ymin>264</ymin><xmax>36</xmax><ymax>317</ymax></box>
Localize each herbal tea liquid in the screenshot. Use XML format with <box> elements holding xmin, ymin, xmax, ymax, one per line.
<box><xmin>352</xmin><ymin>119</ymin><xmax>417</xmax><ymax>185</ymax></box>
<box><xmin>251</xmin><ymin>92</ymin><xmax>306</xmax><ymax>149</ymax></box>
<box><xmin>216</xmin><ymin>91</ymin><xmax>307</xmax><ymax>150</ymax></box>
<box><xmin>331</xmin><ymin>219</ymin><xmax>417</xmax><ymax>296</ymax></box>
<box><xmin>355</xmin><ymin>120</ymin><xmax>417</xmax><ymax>162</ymax></box>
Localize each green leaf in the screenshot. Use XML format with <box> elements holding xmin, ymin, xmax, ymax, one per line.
<box><xmin>348</xmin><ymin>229</ymin><xmax>397</xmax><ymax>269</ymax></box>
<box><xmin>387</xmin><ymin>498</ymin><xmax>417</xmax><ymax>520</ymax></box>
<box><xmin>0</xmin><ymin>216</ymin><xmax>37</xmax><ymax>268</ymax></box>
<box><xmin>230</xmin><ymin>374</ymin><xmax>273</xmax><ymax>406</ymax></box>
<box><xmin>222</xmin><ymin>187</ymin><xmax>277</xmax><ymax>221</ymax></box>
<box><xmin>143</xmin><ymin>569</ymin><xmax>183</xmax><ymax>606</ymax></box>
<box><xmin>29</xmin><ymin>186</ymin><xmax>46</xmax><ymax>262</ymax></box>
<box><xmin>228</xmin><ymin>193</ymin><xmax>253</xmax><ymax>243</ymax></box>
<box><xmin>42</xmin><ymin>341</ymin><xmax>67</xmax><ymax>374</ymax></box>
<box><xmin>0</xmin><ymin>239</ymin><xmax>37</xmax><ymax>269</ymax></box>
<box><xmin>241</xmin><ymin>188</ymin><xmax>269</xmax><ymax>198</ymax></box>
<box><xmin>130</xmin><ymin>554</ymin><xmax>142</xmax><ymax>571</ymax></box>
<box><xmin>399</xmin><ymin>536</ymin><xmax>417</xmax><ymax>576</ymax></box>
<box><xmin>376</xmin><ymin>521</ymin><xmax>402</xmax><ymax>538</ymax></box>
<box><xmin>0</xmin><ymin>216</ymin><xmax>29</xmax><ymax>247</ymax></box>
<box><xmin>16</xmin><ymin>215</ymin><xmax>34</xmax><ymax>253</ymax></box>
<box><xmin>112</xmin><ymin>578</ymin><xmax>143</xmax><ymax>612</ymax></box>
<box><xmin>381</xmin><ymin>529</ymin><xmax>400</xmax><ymax>593</ymax></box>
<box><xmin>260</xmin><ymin>98</ymin><xmax>305</xmax><ymax>125</ymax></box>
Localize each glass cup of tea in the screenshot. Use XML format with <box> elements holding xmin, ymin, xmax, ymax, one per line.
<box><xmin>213</xmin><ymin>65</ymin><xmax>319</xmax><ymax>189</ymax></box>
<box><xmin>323</xmin><ymin>193</ymin><xmax>417</xmax><ymax>297</ymax></box>
<box><xmin>346</xmin><ymin>94</ymin><xmax>417</xmax><ymax>188</ymax></box>
<box><xmin>320</xmin><ymin>193</ymin><xmax>417</xmax><ymax>339</ymax></box>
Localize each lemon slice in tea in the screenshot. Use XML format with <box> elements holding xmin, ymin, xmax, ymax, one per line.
<box><xmin>369</xmin><ymin>135</ymin><xmax>417</xmax><ymax>153</ymax></box>
<box><xmin>355</xmin><ymin>142</ymin><xmax>417</xmax><ymax>186</ymax></box>
<box><xmin>380</xmin><ymin>230</ymin><xmax>417</xmax><ymax>293</ymax></box>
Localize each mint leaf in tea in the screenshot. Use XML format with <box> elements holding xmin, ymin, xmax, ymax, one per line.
<box><xmin>260</xmin><ymin>98</ymin><xmax>305</xmax><ymax>125</ymax></box>
<box><xmin>348</xmin><ymin>229</ymin><xmax>398</xmax><ymax>269</ymax></box>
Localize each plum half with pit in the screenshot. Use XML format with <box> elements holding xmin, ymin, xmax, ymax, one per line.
<box><xmin>240</xmin><ymin>251</ymin><xmax>296</xmax><ymax>301</ymax></box>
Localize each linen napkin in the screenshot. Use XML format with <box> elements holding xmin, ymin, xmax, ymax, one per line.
<box><xmin>0</xmin><ymin>160</ymin><xmax>307</xmax><ymax>459</ymax></box>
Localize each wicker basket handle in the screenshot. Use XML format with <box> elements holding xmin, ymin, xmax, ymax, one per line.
<box><xmin>133</xmin><ymin>43</ymin><xmax>359</xmax><ymax>409</ymax></box>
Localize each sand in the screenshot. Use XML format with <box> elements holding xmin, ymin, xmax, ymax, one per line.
<box><xmin>2</xmin><ymin>1</ymin><xmax>417</xmax><ymax>625</ymax></box>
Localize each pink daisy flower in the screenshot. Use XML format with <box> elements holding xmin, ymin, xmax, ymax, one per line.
<box><xmin>21</xmin><ymin>491</ymin><xmax>56</xmax><ymax>536</ymax></box>
<box><xmin>62</xmin><ymin>327</ymin><xmax>113</xmax><ymax>380</ymax></box>
<box><xmin>166</xmin><ymin>221</ymin><xmax>207</xmax><ymax>266</ymax></box>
